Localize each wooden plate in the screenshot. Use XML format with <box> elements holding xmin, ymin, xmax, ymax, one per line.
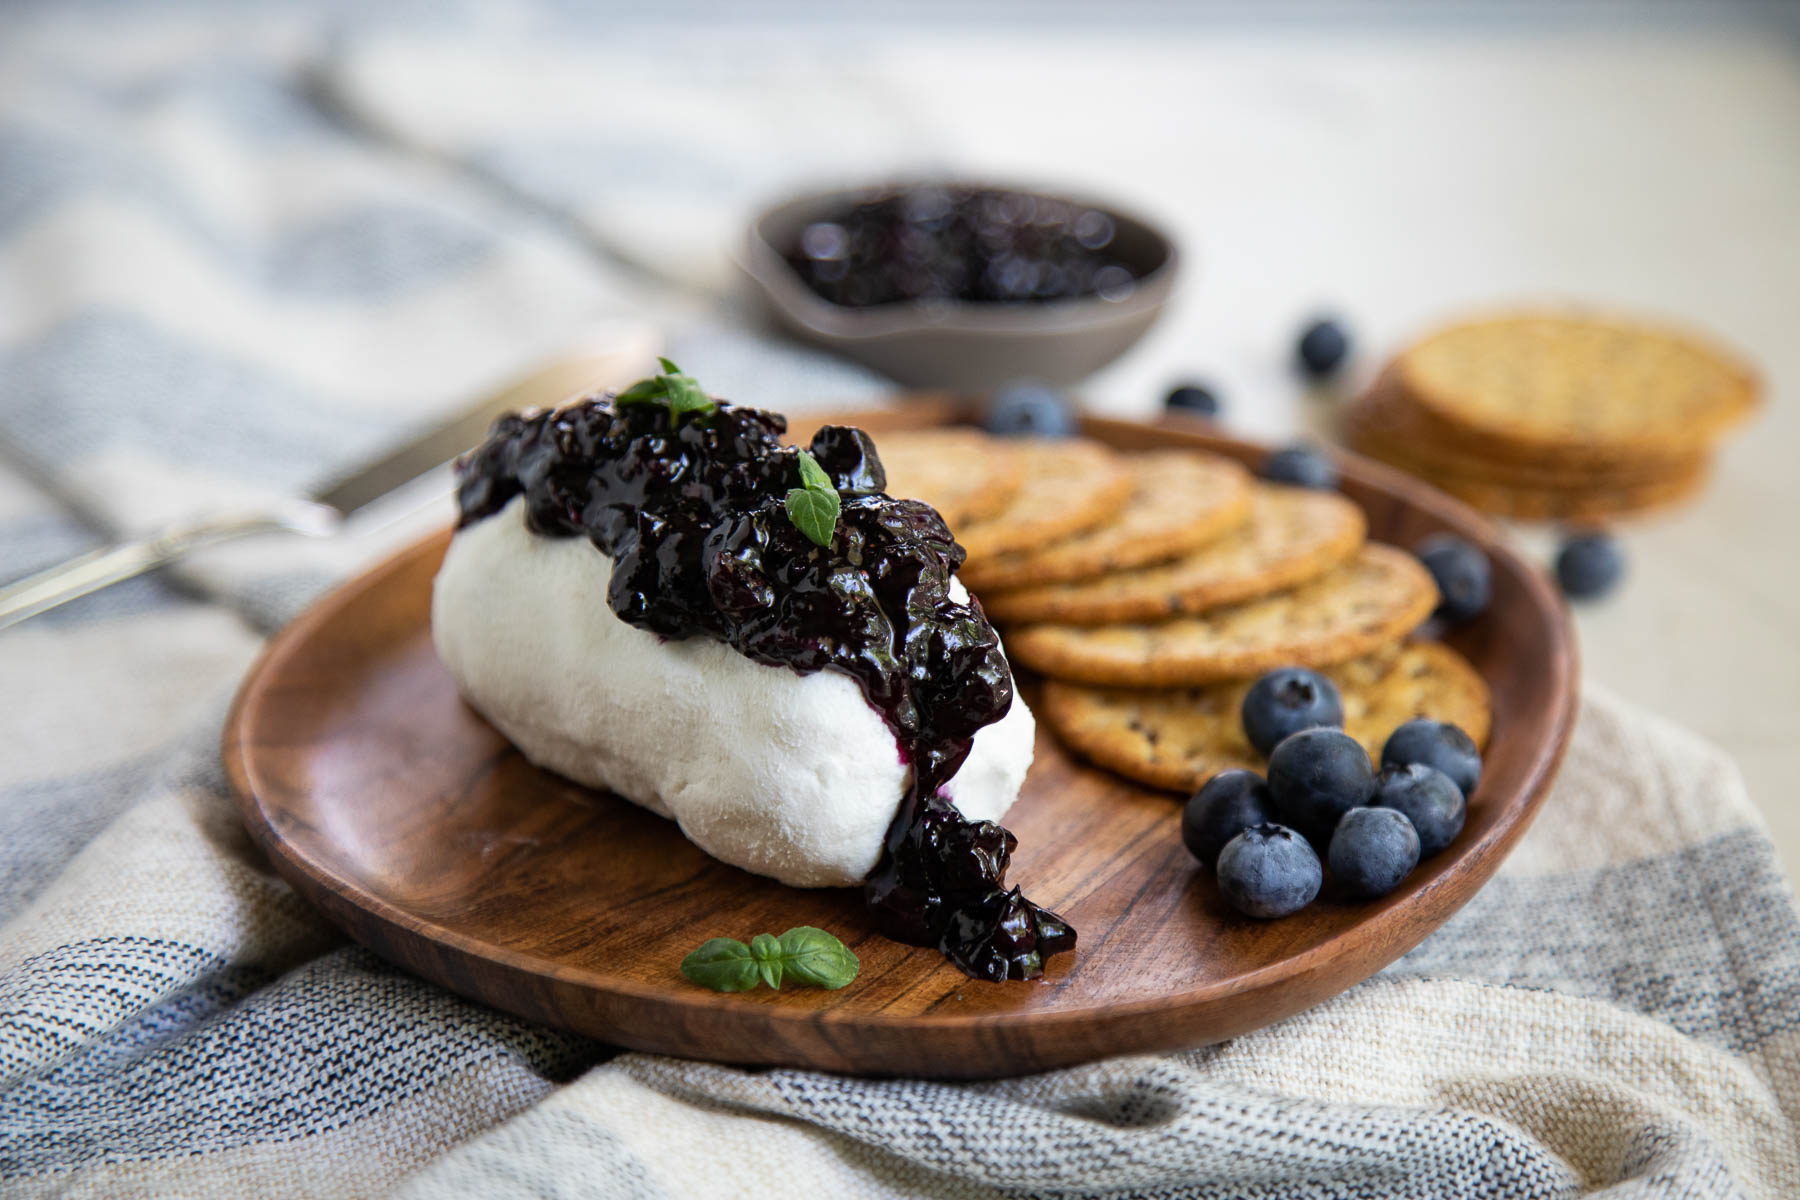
<box><xmin>224</xmin><ymin>408</ymin><xmax>1576</xmax><ymax>1079</ymax></box>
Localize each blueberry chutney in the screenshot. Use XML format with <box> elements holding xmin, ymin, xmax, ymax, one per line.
<box><xmin>455</xmin><ymin>394</ymin><xmax>1075</xmax><ymax>981</ymax></box>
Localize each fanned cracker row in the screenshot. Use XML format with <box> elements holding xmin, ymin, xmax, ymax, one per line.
<box><xmin>980</xmin><ymin>486</ymin><xmax>1364</xmax><ymax>626</ymax></box>
<box><xmin>876</xmin><ymin>429</ymin><xmax>1024</xmax><ymax>527</ymax></box>
<box><xmin>958</xmin><ymin>451</ymin><xmax>1253</xmax><ymax>592</ymax></box>
<box><xmin>1005</xmin><ymin>543</ymin><xmax>1439</xmax><ymax>686</ymax></box>
<box><xmin>1041</xmin><ymin>641</ymin><xmax>1491</xmax><ymax>792</ymax></box>
<box><xmin>953</xmin><ymin>438</ymin><xmax>1135</xmax><ymax>561</ymax></box>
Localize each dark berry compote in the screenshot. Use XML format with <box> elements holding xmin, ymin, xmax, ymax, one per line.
<box><xmin>786</xmin><ymin>184</ymin><xmax>1138</xmax><ymax>308</ymax></box>
<box><xmin>454</xmin><ymin>374</ymin><xmax>1074</xmax><ymax>981</ymax></box>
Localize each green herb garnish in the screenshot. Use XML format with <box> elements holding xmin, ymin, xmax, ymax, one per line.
<box><xmin>613</xmin><ymin>357</ymin><xmax>718</xmax><ymax>429</ymax></box>
<box><xmin>680</xmin><ymin>925</ymin><xmax>860</xmax><ymax>992</ymax></box>
<box><xmin>784</xmin><ymin>449</ymin><xmax>842</xmax><ymax>548</ymax></box>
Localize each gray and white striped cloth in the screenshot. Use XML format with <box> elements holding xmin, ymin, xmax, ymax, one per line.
<box><xmin>2</xmin><ymin>6</ymin><xmax>1796</xmax><ymax>1197</ymax></box>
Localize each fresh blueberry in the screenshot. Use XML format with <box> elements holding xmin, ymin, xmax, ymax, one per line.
<box><xmin>1182</xmin><ymin>769</ymin><xmax>1273</xmax><ymax>868</ymax></box>
<box><xmin>1372</xmin><ymin>762</ymin><xmax>1466</xmax><ymax>857</ymax></box>
<box><xmin>1328</xmin><ymin>807</ymin><xmax>1420</xmax><ymax>898</ymax></box>
<box><xmin>1260</xmin><ymin>442</ymin><xmax>1338</xmax><ymax>490</ymax></box>
<box><xmin>985</xmin><ymin>382</ymin><xmax>1075</xmax><ymax>438</ymax></box>
<box><xmin>1266</xmin><ymin>727</ymin><xmax>1377</xmax><ymax>846</ymax></box>
<box><xmin>1414</xmin><ymin>533</ymin><xmax>1492</xmax><ymax>624</ymax></box>
<box><xmin>1215</xmin><ymin>823</ymin><xmax>1322</xmax><ymax>918</ymax></box>
<box><xmin>1241</xmin><ymin>667</ymin><xmax>1344</xmax><ymax>757</ymax></box>
<box><xmin>1296</xmin><ymin>317</ymin><xmax>1351</xmax><ymax>379</ymax></box>
<box><xmin>1381</xmin><ymin>719</ymin><xmax>1482</xmax><ymax>799</ymax></box>
<box><xmin>1555</xmin><ymin>531</ymin><xmax>1625</xmax><ymax>600</ymax></box>
<box><xmin>1164</xmin><ymin>383</ymin><xmax>1221</xmax><ymax>418</ymax></box>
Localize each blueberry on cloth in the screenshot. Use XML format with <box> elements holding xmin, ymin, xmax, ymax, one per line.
<box><xmin>1296</xmin><ymin>317</ymin><xmax>1351</xmax><ymax>379</ymax></box>
<box><xmin>985</xmin><ymin>382</ymin><xmax>1075</xmax><ymax>438</ymax></box>
<box><xmin>1165</xmin><ymin>383</ymin><xmax>1221</xmax><ymax>417</ymax></box>
<box><xmin>1555</xmin><ymin>530</ymin><xmax>1625</xmax><ymax>600</ymax></box>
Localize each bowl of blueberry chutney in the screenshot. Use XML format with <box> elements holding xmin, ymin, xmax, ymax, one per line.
<box><xmin>742</xmin><ymin>180</ymin><xmax>1179</xmax><ymax>390</ymax></box>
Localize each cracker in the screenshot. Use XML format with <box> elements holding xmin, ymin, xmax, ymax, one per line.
<box><xmin>954</xmin><ymin>438</ymin><xmax>1135</xmax><ymax>561</ymax></box>
<box><xmin>958</xmin><ymin>451</ymin><xmax>1253</xmax><ymax>592</ymax></box>
<box><xmin>980</xmin><ymin>486</ymin><xmax>1364</xmax><ymax>626</ymax></box>
<box><xmin>877</xmin><ymin>429</ymin><xmax>1023</xmax><ymax>526</ymax></box>
<box><xmin>1389</xmin><ymin>458</ymin><xmax>1709</xmax><ymax>521</ymax></box>
<box><xmin>1343</xmin><ymin>380</ymin><xmax>1701</xmax><ymax>486</ymax></box>
<box><xmin>1041</xmin><ymin>641</ymin><xmax>1491</xmax><ymax>792</ymax></box>
<box><xmin>1394</xmin><ymin>312</ymin><xmax>1760</xmax><ymax>463</ymax></box>
<box><xmin>1005</xmin><ymin>543</ymin><xmax>1439</xmax><ymax>686</ymax></box>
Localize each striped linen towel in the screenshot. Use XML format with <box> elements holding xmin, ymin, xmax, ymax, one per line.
<box><xmin>2</xmin><ymin>7</ymin><xmax>1798</xmax><ymax>1198</ymax></box>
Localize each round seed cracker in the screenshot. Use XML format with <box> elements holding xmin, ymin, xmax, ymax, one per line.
<box><xmin>980</xmin><ymin>486</ymin><xmax>1364</xmax><ymax>626</ymax></box>
<box><xmin>1040</xmin><ymin>641</ymin><xmax>1491</xmax><ymax>793</ymax></box>
<box><xmin>1343</xmin><ymin>379</ymin><xmax>1703</xmax><ymax>487</ymax></box>
<box><xmin>1005</xmin><ymin>543</ymin><xmax>1439</xmax><ymax>686</ymax></box>
<box><xmin>954</xmin><ymin>438</ymin><xmax>1135</xmax><ymax>561</ymax></box>
<box><xmin>958</xmin><ymin>451</ymin><xmax>1253</xmax><ymax>592</ymax></box>
<box><xmin>877</xmin><ymin>429</ymin><xmax>1023</xmax><ymax>527</ymax></box>
<box><xmin>1394</xmin><ymin>313</ymin><xmax>1760</xmax><ymax>463</ymax></box>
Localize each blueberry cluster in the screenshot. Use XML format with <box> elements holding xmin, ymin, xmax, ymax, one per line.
<box><xmin>456</xmin><ymin>394</ymin><xmax>1074</xmax><ymax>979</ymax></box>
<box><xmin>785</xmin><ymin>186</ymin><xmax>1138</xmax><ymax>308</ymax></box>
<box><xmin>1179</xmin><ymin>667</ymin><xmax>1482</xmax><ymax>919</ymax></box>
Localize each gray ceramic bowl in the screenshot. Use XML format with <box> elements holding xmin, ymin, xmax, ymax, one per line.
<box><xmin>740</xmin><ymin>181</ymin><xmax>1179</xmax><ymax>391</ymax></box>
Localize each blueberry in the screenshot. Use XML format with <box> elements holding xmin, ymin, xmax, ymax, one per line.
<box><xmin>1381</xmin><ymin>719</ymin><xmax>1481</xmax><ymax>799</ymax></box>
<box><xmin>1260</xmin><ymin>442</ymin><xmax>1338</xmax><ymax>490</ymax></box>
<box><xmin>1266</xmin><ymin>727</ymin><xmax>1377</xmax><ymax>846</ymax></box>
<box><xmin>1328</xmin><ymin>807</ymin><xmax>1420</xmax><ymax>899</ymax></box>
<box><xmin>1241</xmin><ymin>667</ymin><xmax>1344</xmax><ymax>757</ymax></box>
<box><xmin>1555</xmin><ymin>531</ymin><xmax>1625</xmax><ymax>600</ymax></box>
<box><xmin>1372</xmin><ymin>762</ymin><xmax>1466</xmax><ymax>857</ymax></box>
<box><xmin>1414</xmin><ymin>533</ymin><xmax>1491</xmax><ymax>624</ymax></box>
<box><xmin>1182</xmin><ymin>769</ymin><xmax>1273</xmax><ymax>868</ymax></box>
<box><xmin>1215</xmin><ymin>823</ymin><xmax>1322</xmax><ymax>918</ymax></box>
<box><xmin>985</xmin><ymin>382</ymin><xmax>1075</xmax><ymax>438</ymax></box>
<box><xmin>1296</xmin><ymin>317</ymin><xmax>1351</xmax><ymax>379</ymax></box>
<box><xmin>1164</xmin><ymin>383</ymin><xmax>1220</xmax><ymax>418</ymax></box>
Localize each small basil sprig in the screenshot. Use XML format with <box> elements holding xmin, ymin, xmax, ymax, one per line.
<box><xmin>785</xmin><ymin>449</ymin><xmax>842</xmax><ymax>548</ymax></box>
<box><xmin>680</xmin><ymin>925</ymin><xmax>859</xmax><ymax>992</ymax></box>
<box><xmin>613</xmin><ymin>357</ymin><xmax>717</xmax><ymax>429</ymax></box>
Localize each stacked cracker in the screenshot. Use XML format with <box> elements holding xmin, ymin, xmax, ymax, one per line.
<box><xmin>882</xmin><ymin>430</ymin><xmax>1490</xmax><ymax>793</ymax></box>
<box><xmin>1342</xmin><ymin>313</ymin><xmax>1759</xmax><ymax>520</ymax></box>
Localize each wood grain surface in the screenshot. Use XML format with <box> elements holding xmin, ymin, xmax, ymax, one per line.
<box><xmin>223</xmin><ymin>407</ymin><xmax>1577</xmax><ymax>1079</ymax></box>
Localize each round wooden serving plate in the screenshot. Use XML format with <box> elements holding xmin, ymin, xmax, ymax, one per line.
<box><xmin>225</xmin><ymin>408</ymin><xmax>1577</xmax><ymax>1079</ymax></box>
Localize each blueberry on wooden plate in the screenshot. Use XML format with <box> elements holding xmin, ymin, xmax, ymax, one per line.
<box><xmin>1372</xmin><ymin>762</ymin><xmax>1466</xmax><ymax>857</ymax></box>
<box><xmin>1266</xmin><ymin>727</ymin><xmax>1377</xmax><ymax>846</ymax></box>
<box><xmin>1182</xmin><ymin>769</ymin><xmax>1273</xmax><ymax>868</ymax></box>
<box><xmin>1241</xmin><ymin>667</ymin><xmax>1344</xmax><ymax>757</ymax></box>
<box><xmin>1555</xmin><ymin>530</ymin><xmax>1625</xmax><ymax>600</ymax></box>
<box><xmin>1381</xmin><ymin>719</ymin><xmax>1482</xmax><ymax>799</ymax></box>
<box><xmin>1261</xmin><ymin>442</ymin><xmax>1338</xmax><ymax>490</ymax></box>
<box><xmin>1216</xmin><ymin>823</ymin><xmax>1322</xmax><ymax>918</ymax></box>
<box><xmin>1164</xmin><ymin>382</ymin><xmax>1220</xmax><ymax>417</ymax></box>
<box><xmin>1415</xmin><ymin>533</ymin><xmax>1492</xmax><ymax>624</ymax></box>
<box><xmin>985</xmin><ymin>382</ymin><xmax>1075</xmax><ymax>437</ymax></box>
<box><xmin>1328</xmin><ymin>807</ymin><xmax>1420</xmax><ymax>899</ymax></box>
<box><xmin>1296</xmin><ymin>316</ymin><xmax>1351</xmax><ymax>379</ymax></box>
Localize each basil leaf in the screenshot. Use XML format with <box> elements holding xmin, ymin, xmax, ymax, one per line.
<box><xmin>680</xmin><ymin>937</ymin><xmax>760</xmax><ymax>992</ymax></box>
<box><xmin>614</xmin><ymin>376</ymin><xmax>666</xmax><ymax>405</ymax></box>
<box><xmin>794</xmin><ymin>447</ymin><xmax>833</xmax><ymax>492</ymax></box>
<box><xmin>662</xmin><ymin>371</ymin><xmax>717</xmax><ymax>426</ymax></box>
<box><xmin>657</xmin><ymin>356</ymin><xmax>683</xmax><ymax>375</ymax></box>
<box><xmin>785</xmin><ymin>486</ymin><xmax>839</xmax><ymax>548</ymax></box>
<box><xmin>749</xmin><ymin>932</ymin><xmax>785</xmax><ymax>990</ymax></box>
<box><xmin>776</xmin><ymin>926</ymin><xmax>859</xmax><ymax>990</ymax></box>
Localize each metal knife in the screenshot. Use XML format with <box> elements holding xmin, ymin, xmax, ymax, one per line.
<box><xmin>0</xmin><ymin>348</ymin><xmax>645</xmax><ymax>632</ymax></box>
